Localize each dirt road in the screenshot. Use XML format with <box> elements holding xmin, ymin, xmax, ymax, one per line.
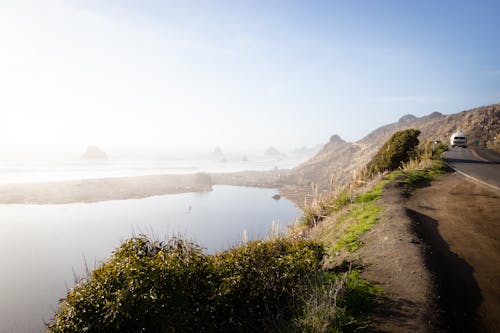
<box><xmin>406</xmin><ymin>172</ymin><xmax>500</xmax><ymax>332</ymax></box>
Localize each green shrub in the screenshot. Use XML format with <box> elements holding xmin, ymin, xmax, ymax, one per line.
<box><xmin>211</xmin><ymin>238</ymin><xmax>325</xmax><ymax>331</ymax></box>
<box><xmin>47</xmin><ymin>236</ymin><xmax>325</xmax><ymax>333</ymax></box>
<box><xmin>47</xmin><ymin>236</ymin><xmax>216</xmax><ymax>333</ymax></box>
<box><xmin>431</xmin><ymin>142</ymin><xmax>448</xmax><ymax>160</ymax></box>
<box><xmin>366</xmin><ymin>129</ymin><xmax>421</xmax><ymax>176</ymax></box>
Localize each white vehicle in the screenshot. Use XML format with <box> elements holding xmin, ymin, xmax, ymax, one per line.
<box><xmin>450</xmin><ymin>131</ymin><xmax>467</xmax><ymax>148</ymax></box>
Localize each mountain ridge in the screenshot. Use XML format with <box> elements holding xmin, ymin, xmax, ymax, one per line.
<box><xmin>284</xmin><ymin>103</ymin><xmax>499</xmax><ymax>195</ymax></box>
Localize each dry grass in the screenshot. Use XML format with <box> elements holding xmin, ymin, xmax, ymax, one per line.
<box><xmin>299</xmin><ymin>166</ymin><xmax>385</xmax><ymax>229</ymax></box>
<box><xmin>295</xmin><ymin>269</ymin><xmax>350</xmax><ymax>332</ymax></box>
<box><xmin>401</xmin><ymin>157</ymin><xmax>435</xmax><ymax>172</ymax></box>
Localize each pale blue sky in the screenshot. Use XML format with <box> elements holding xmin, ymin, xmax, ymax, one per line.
<box><xmin>1</xmin><ymin>0</ymin><xmax>499</xmax><ymax>152</ymax></box>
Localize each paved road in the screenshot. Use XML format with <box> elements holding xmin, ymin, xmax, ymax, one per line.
<box><xmin>442</xmin><ymin>148</ymin><xmax>500</xmax><ymax>189</ymax></box>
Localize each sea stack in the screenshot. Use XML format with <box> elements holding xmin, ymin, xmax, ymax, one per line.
<box><xmin>264</xmin><ymin>146</ymin><xmax>281</xmax><ymax>156</ymax></box>
<box><xmin>82</xmin><ymin>145</ymin><xmax>108</xmax><ymax>160</ymax></box>
<box><xmin>212</xmin><ymin>146</ymin><xmax>224</xmax><ymax>156</ymax></box>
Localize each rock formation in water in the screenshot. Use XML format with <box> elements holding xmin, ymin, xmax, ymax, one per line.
<box><xmin>264</xmin><ymin>146</ymin><xmax>281</xmax><ymax>156</ymax></box>
<box><xmin>212</xmin><ymin>146</ymin><xmax>224</xmax><ymax>156</ymax></box>
<box><xmin>82</xmin><ymin>145</ymin><xmax>108</xmax><ymax>160</ymax></box>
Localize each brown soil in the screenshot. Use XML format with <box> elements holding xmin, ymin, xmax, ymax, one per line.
<box><xmin>361</xmin><ymin>172</ymin><xmax>500</xmax><ymax>332</ymax></box>
<box><xmin>358</xmin><ymin>180</ymin><xmax>440</xmax><ymax>332</ymax></box>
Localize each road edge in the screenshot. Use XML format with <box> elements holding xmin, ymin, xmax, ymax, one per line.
<box><xmin>441</xmin><ymin>151</ymin><xmax>500</xmax><ymax>192</ymax></box>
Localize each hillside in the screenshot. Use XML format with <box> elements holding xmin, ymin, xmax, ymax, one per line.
<box><xmin>284</xmin><ymin>103</ymin><xmax>499</xmax><ymax>197</ymax></box>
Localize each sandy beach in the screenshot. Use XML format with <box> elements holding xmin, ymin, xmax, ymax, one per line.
<box><xmin>0</xmin><ymin>170</ymin><xmax>308</xmax><ymax>205</ymax></box>
<box><xmin>0</xmin><ymin>173</ymin><xmax>214</xmax><ymax>205</ymax></box>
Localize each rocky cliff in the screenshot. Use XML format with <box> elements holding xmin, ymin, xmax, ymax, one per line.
<box><xmin>285</xmin><ymin>103</ymin><xmax>499</xmax><ymax>194</ymax></box>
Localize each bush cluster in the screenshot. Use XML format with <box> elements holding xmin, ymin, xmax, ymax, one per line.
<box><xmin>431</xmin><ymin>142</ymin><xmax>448</xmax><ymax>160</ymax></box>
<box><xmin>212</xmin><ymin>238</ymin><xmax>324</xmax><ymax>331</ymax></box>
<box><xmin>47</xmin><ymin>236</ymin><xmax>325</xmax><ymax>333</ymax></box>
<box><xmin>366</xmin><ymin>129</ymin><xmax>421</xmax><ymax>176</ymax></box>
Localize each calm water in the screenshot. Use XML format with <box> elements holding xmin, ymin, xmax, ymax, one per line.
<box><xmin>0</xmin><ymin>186</ymin><xmax>300</xmax><ymax>333</ymax></box>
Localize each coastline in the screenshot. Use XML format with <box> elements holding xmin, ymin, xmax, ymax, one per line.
<box><xmin>0</xmin><ymin>173</ymin><xmax>213</xmax><ymax>205</ymax></box>
<box><xmin>0</xmin><ymin>171</ymin><xmax>307</xmax><ymax>205</ymax></box>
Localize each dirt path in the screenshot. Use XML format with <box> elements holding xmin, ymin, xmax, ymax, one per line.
<box><xmin>358</xmin><ymin>181</ymin><xmax>441</xmax><ymax>332</ymax></box>
<box><xmin>358</xmin><ymin>171</ymin><xmax>500</xmax><ymax>332</ymax></box>
<box><xmin>406</xmin><ymin>172</ymin><xmax>500</xmax><ymax>332</ymax></box>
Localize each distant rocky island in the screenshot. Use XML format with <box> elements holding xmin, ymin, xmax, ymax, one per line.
<box><xmin>212</xmin><ymin>146</ymin><xmax>224</xmax><ymax>156</ymax></box>
<box><xmin>82</xmin><ymin>145</ymin><xmax>108</xmax><ymax>160</ymax></box>
<box><xmin>264</xmin><ymin>146</ymin><xmax>281</xmax><ymax>156</ymax></box>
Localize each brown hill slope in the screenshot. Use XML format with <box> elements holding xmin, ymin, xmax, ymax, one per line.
<box><xmin>284</xmin><ymin>103</ymin><xmax>499</xmax><ymax>195</ymax></box>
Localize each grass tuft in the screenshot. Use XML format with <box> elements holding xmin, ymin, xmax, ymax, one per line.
<box><xmin>295</xmin><ymin>268</ymin><xmax>380</xmax><ymax>333</ymax></box>
<box><xmin>333</xmin><ymin>204</ymin><xmax>383</xmax><ymax>252</ymax></box>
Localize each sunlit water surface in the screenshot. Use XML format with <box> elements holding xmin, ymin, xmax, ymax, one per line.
<box><xmin>0</xmin><ymin>186</ymin><xmax>300</xmax><ymax>333</ymax></box>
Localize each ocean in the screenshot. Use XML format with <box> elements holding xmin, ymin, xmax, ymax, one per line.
<box><xmin>0</xmin><ymin>154</ymin><xmax>304</xmax><ymax>184</ymax></box>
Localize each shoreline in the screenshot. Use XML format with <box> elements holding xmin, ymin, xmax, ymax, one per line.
<box><xmin>0</xmin><ymin>173</ymin><xmax>213</xmax><ymax>205</ymax></box>
<box><xmin>0</xmin><ymin>171</ymin><xmax>307</xmax><ymax>206</ymax></box>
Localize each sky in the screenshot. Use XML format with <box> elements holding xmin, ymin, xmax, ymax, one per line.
<box><xmin>1</xmin><ymin>0</ymin><xmax>499</xmax><ymax>153</ymax></box>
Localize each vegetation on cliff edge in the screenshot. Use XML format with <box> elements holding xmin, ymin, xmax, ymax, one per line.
<box><xmin>47</xmin><ymin>235</ymin><xmax>378</xmax><ymax>333</ymax></box>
